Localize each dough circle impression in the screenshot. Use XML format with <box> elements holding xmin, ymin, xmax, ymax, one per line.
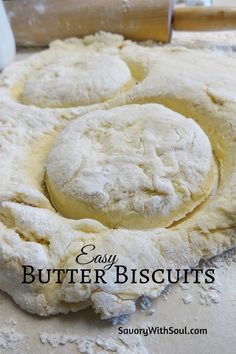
<box><xmin>21</xmin><ymin>53</ymin><xmax>132</xmax><ymax>108</ymax></box>
<box><xmin>46</xmin><ymin>104</ymin><xmax>215</xmax><ymax>229</ymax></box>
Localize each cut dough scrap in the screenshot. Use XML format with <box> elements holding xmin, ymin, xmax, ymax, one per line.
<box><xmin>0</xmin><ymin>32</ymin><xmax>235</xmax><ymax>319</ymax></box>
<box><xmin>21</xmin><ymin>53</ymin><xmax>132</xmax><ymax>108</ymax></box>
<box><xmin>46</xmin><ymin>104</ymin><xmax>216</xmax><ymax>229</ymax></box>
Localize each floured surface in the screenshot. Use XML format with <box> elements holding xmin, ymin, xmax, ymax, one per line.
<box><xmin>0</xmin><ymin>250</ymin><xmax>235</xmax><ymax>354</ymax></box>
<box><xmin>0</xmin><ymin>30</ymin><xmax>235</xmax><ymax>321</ymax></box>
<box><xmin>0</xmin><ymin>29</ymin><xmax>235</xmax><ymax>354</ymax></box>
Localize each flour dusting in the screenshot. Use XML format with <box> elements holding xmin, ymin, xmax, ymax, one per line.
<box><xmin>0</xmin><ymin>324</ymin><xmax>24</xmax><ymax>350</ymax></box>
<box><xmin>39</xmin><ymin>333</ymin><xmax>149</xmax><ymax>353</ymax></box>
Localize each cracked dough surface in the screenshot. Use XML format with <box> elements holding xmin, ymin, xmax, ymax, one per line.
<box><xmin>0</xmin><ymin>32</ymin><xmax>235</xmax><ymax>319</ymax></box>
<box><xmin>21</xmin><ymin>54</ymin><xmax>132</xmax><ymax>108</ymax></box>
<box><xmin>46</xmin><ymin>104</ymin><xmax>215</xmax><ymax>229</ymax></box>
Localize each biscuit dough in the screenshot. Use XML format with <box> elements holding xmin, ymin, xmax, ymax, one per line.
<box><xmin>46</xmin><ymin>104</ymin><xmax>215</xmax><ymax>229</ymax></box>
<box><xmin>21</xmin><ymin>54</ymin><xmax>132</xmax><ymax>108</ymax></box>
<box><xmin>0</xmin><ymin>33</ymin><xmax>235</xmax><ymax>319</ymax></box>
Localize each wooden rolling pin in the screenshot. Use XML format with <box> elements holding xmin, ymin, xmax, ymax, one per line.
<box><xmin>4</xmin><ymin>0</ymin><xmax>236</xmax><ymax>46</ymax></box>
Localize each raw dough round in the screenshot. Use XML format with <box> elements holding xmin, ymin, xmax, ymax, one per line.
<box><xmin>46</xmin><ymin>104</ymin><xmax>215</xmax><ymax>229</ymax></box>
<box><xmin>21</xmin><ymin>53</ymin><xmax>132</xmax><ymax>108</ymax></box>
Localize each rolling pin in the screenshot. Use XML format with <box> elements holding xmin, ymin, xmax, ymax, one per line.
<box><xmin>4</xmin><ymin>0</ymin><xmax>236</xmax><ymax>46</ymax></box>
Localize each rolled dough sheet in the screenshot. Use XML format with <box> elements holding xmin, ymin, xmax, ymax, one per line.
<box><xmin>0</xmin><ymin>21</ymin><xmax>236</xmax><ymax>354</ymax></box>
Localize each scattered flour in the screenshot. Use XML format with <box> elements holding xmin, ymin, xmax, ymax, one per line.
<box><xmin>182</xmin><ymin>294</ymin><xmax>193</xmax><ymax>305</ymax></box>
<box><xmin>0</xmin><ymin>327</ymin><xmax>24</xmax><ymax>350</ymax></box>
<box><xmin>178</xmin><ymin>249</ymin><xmax>236</xmax><ymax>306</ymax></box>
<box><xmin>197</xmin><ymin>250</ymin><xmax>236</xmax><ymax>306</ymax></box>
<box><xmin>145</xmin><ymin>309</ymin><xmax>156</xmax><ymax>317</ymax></box>
<box><xmin>39</xmin><ymin>333</ymin><xmax>148</xmax><ymax>353</ymax></box>
<box><xmin>179</xmin><ymin>283</ymin><xmax>190</xmax><ymax>291</ymax></box>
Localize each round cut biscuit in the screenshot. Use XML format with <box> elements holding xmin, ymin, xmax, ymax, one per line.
<box><xmin>46</xmin><ymin>104</ymin><xmax>216</xmax><ymax>229</ymax></box>
<box><xmin>21</xmin><ymin>53</ymin><xmax>132</xmax><ymax>108</ymax></box>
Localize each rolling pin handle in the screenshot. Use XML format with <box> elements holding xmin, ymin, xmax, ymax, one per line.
<box><xmin>173</xmin><ymin>6</ymin><xmax>236</xmax><ymax>32</ymax></box>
